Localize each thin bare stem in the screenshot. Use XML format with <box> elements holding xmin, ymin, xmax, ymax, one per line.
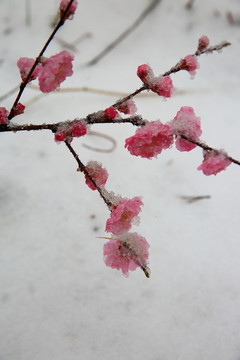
<box><xmin>87</xmin><ymin>0</ymin><xmax>161</xmax><ymax>66</ymax></box>
<box><xmin>8</xmin><ymin>0</ymin><xmax>76</xmax><ymax>120</ymax></box>
<box><xmin>64</xmin><ymin>141</ymin><xmax>113</xmax><ymax>209</ymax></box>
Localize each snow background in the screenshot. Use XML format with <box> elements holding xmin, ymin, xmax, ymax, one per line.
<box><xmin>1</xmin><ymin>0</ymin><xmax>240</xmax><ymax>359</ymax></box>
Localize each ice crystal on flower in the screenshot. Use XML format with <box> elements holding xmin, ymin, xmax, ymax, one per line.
<box><xmin>103</xmin><ymin>232</ymin><xmax>150</xmax><ymax>276</ymax></box>
<box><xmin>105</xmin><ymin>197</ymin><xmax>143</xmax><ymax>235</ymax></box>
<box><xmin>54</xmin><ymin>119</ymin><xmax>87</xmax><ymax>142</ymax></box>
<box><xmin>169</xmin><ymin>106</ymin><xmax>202</xmax><ymax>152</ymax></box>
<box><xmin>85</xmin><ymin>161</ymin><xmax>108</xmax><ymax>190</ymax></box>
<box><xmin>180</xmin><ymin>55</ymin><xmax>199</xmax><ymax>76</ymax></box>
<box><xmin>125</xmin><ymin>121</ymin><xmax>174</xmax><ymax>159</ymax></box>
<box><xmin>17</xmin><ymin>57</ymin><xmax>41</xmax><ymax>82</ymax></box>
<box><xmin>197</xmin><ymin>150</ymin><xmax>231</xmax><ymax>175</ymax></box>
<box><xmin>38</xmin><ymin>51</ymin><xmax>74</xmax><ymax>93</ymax></box>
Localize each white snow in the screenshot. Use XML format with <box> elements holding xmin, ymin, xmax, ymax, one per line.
<box><xmin>1</xmin><ymin>0</ymin><xmax>240</xmax><ymax>359</ymax></box>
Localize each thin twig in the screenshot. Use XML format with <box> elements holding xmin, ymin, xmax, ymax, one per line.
<box><xmin>8</xmin><ymin>0</ymin><xmax>76</xmax><ymax>120</ymax></box>
<box><xmin>87</xmin><ymin>0</ymin><xmax>161</xmax><ymax>66</ymax></box>
<box><xmin>64</xmin><ymin>141</ymin><xmax>113</xmax><ymax>208</ymax></box>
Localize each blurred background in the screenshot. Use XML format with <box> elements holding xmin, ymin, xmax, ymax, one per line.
<box><xmin>0</xmin><ymin>1</ymin><xmax>240</xmax><ymax>359</ymax></box>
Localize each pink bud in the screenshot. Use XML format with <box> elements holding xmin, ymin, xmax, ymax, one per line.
<box><xmin>85</xmin><ymin>161</ymin><xmax>108</xmax><ymax>190</ymax></box>
<box><xmin>180</xmin><ymin>55</ymin><xmax>199</xmax><ymax>76</ymax></box>
<box><xmin>59</xmin><ymin>0</ymin><xmax>78</xmax><ymax>20</ymax></box>
<box><xmin>197</xmin><ymin>150</ymin><xmax>231</xmax><ymax>175</ymax></box>
<box><xmin>104</xmin><ymin>107</ymin><xmax>119</xmax><ymax>120</ymax></box>
<box><xmin>198</xmin><ymin>35</ymin><xmax>210</xmax><ymax>52</ymax></box>
<box><xmin>0</xmin><ymin>107</ymin><xmax>9</xmax><ymax>124</ymax></box>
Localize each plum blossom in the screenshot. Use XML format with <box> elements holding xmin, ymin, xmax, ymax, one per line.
<box><xmin>137</xmin><ymin>64</ymin><xmax>173</xmax><ymax>98</ymax></box>
<box><xmin>85</xmin><ymin>161</ymin><xmax>108</xmax><ymax>190</ymax></box>
<box><xmin>105</xmin><ymin>197</ymin><xmax>143</xmax><ymax>235</ymax></box>
<box><xmin>169</xmin><ymin>106</ymin><xmax>202</xmax><ymax>151</ymax></box>
<box><xmin>59</xmin><ymin>0</ymin><xmax>78</xmax><ymax>20</ymax></box>
<box><xmin>197</xmin><ymin>150</ymin><xmax>231</xmax><ymax>175</ymax></box>
<box><xmin>104</xmin><ymin>107</ymin><xmax>119</xmax><ymax>120</ymax></box>
<box><xmin>117</xmin><ymin>100</ymin><xmax>137</xmax><ymax>114</ymax></box>
<box><xmin>103</xmin><ymin>232</ymin><xmax>150</xmax><ymax>276</ymax></box>
<box><xmin>198</xmin><ymin>35</ymin><xmax>210</xmax><ymax>52</ymax></box>
<box><xmin>180</xmin><ymin>55</ymin><xmax>199</xmax><ymax>76</ymax></box>
<box><xmin>12</xmin><ymin>103</ymin><xmax>25</xmax><ymax>117</ymax></box>
<box><xmin>125</xmin><ymin>121</ymin><xmax>174</xmax><ymax>159</ymax></box>
<box><xmin>54</xmin><ymin>119</ymin><xmax>87</xmax><ymax>142</ymax></box>
<box><xmin>38</xmin><ymin>51</ymin><xmax>74</xmax><ymax>93</ymax></box>
<box><xmin>0</xmin><ymin>107</ymin><xmax>9</xmax><ymax>124</ymax></box>
<box><xmin>17</xmin><ymin>57</ymin><xmax>42</xmax><ymax>82</ymax></box>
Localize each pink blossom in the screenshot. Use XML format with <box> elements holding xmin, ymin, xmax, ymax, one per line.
<box><xmin>38</xmin><ymin>51</ymin><xmax>74</xmax><ymax>93</ymax></box>
<box><xmin>106</xmin><ymin>197</ymin><xmax>143</xmax><ymax>235</ymax></box>
<box><xmin>197</xmin><ymin>150</ymin><xmax>231</xmax><ymax>175</ymax></box>
<box><xmin>59</xmin><ymin>0</ymin><xmax>78</xmax><ymax>20</ymax></box>
<box><xmin>103</xmin><ymin>232</ymin><xmax>150</xmax><ymax>276</ymax></box>
<box><xmin>17</xmin><ymin>57</ymin><xmax>41</xmax><ymax>82</ymax></box>
<box><xmin>117</xmin><ymin>100</ymin><xmax>137</xmax><ymax>114</ymax></box>
<box><xmin>85</xmin><ymin>161</ymin><xmax>108</xmax><ymax>190</ymax></box>
<box><xmin>12</xmin><ymin>103</ymin><xmax>25</xmax><ymax>117</ymax></box>
<box><xmin>151</xmin><ymin>76</ymin><xmax>174</xmax><ymax>98</ymax></box>
<box><xmin>125</xmin><ymin>121</ymin><xmax>174</xmax><ymax>159</ymax></box>
<box><xmin>137</xmin><ymin>64</ymin><xmax>154</xmax><ymax>84</ymax></box>
<box><xmin>104</xmin><ymin>107</ymin><xmax>119</xmax><ymax>120</ymax></box>
<box><xmin>180</xmin><ymin>55</ymin><xmax>199</xmax><ymax>76</ymax></box>
<box><xmin>54</xmin><ymin>119</ymin><xmax>87</xmax><ymax>142</ymax></box>
<box><xmin>198</xmin><ymin>35</ymin><xmax>210</xmax><ymax>52</ymax></box>
<box><xmin>169</xmin><ymin>106</ymin><xmax>202</xmax><ymax>152</ymax></box>
<box><xmin>0</xmin><ymin>107</ymin><xmax>9</xmax><ymax>124</ymax></box>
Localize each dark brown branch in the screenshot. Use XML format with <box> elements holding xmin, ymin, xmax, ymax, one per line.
<box><xmin>87</xmin><ymin>0</ymin><xmax>161</xmax><ymax>66</ymax></box>
<box><xmin>64</xmin><ymin>141</ymin><xmax>113</xmax><ymax>208</ymax></box>
<box><xmin>8</xmin><ymin>0</ymin><xmax>76</xmax><ymax>120</ymax></box>
<box><xmin>180</xmin><ymin>135</ymin><xmax>240</xmax><ymax>166</ymax></box>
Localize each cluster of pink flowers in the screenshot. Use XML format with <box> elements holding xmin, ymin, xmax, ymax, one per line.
<box><xmin>197</xmin><ymin>150</ymin><xmax>231</xmax><ymax>175</ymax></box>
<box><xmin>54</xmin><ymin>119</ymin><xmax>88</xmax><ymax>142</ymax></box>
<box><xmin>103</xmin><ymin>196</ymin><xmax>150</xmax><ymax>276</ymax></box>
<box><xmin>85</xmin><ymin>161</ymin><xmax>108</xmax><ymax>190</ymax></box>
<box><xmin>0</xmin><ymin>103</ymin><xmax>25</xmax><ymax>123</ymax></box>
<box><xmin>124</xmin><ymin>106</ymin><xmax>231</xmax><ymax>177</ymax></box>
<box><xmin>137</xmin><ymin>64</ymin><xmax>174</xmax><ymax>98</ymax></box>
<box><xmin>17</xmin><ymin>50</ymin><xmax>74</xmax><ymax>93</ymax></box>
<box><xmin>59</xmin><ymin>0</ymin><xmax>78</xmax><ymax>20</ymax></box>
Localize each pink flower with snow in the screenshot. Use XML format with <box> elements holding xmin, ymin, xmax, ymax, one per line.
<box><xmin>59</xmin><ymin>0</ymin><xmax>78</xmax><ymax>20</ymax></box>
<box><xmin>0</xmin><ymin>107</ymin><xmax>9</xmax><ymax>124</ymax></box>
<box><xmin>169</xmin><ymin>106</ymin><xmax>202</xmax><ymax>152</ymax></box>
<box><xmin>103</xmin><ymin>232</ymin><xmax>150</xmax><ymax>276</ymax></box>
<box><xmin>104</xmin><ymin>107</ymin><xmax>119</xmax><ymax>120</ymax></box>
<box><xmin>117</xmin><ymin>100</ymin><xmax>137</xmax><ymax>115</ymax></box>
<box><xmin>17</xmin><ymin>57</ymin><xmax>42</xmax><ymax>82</ymax></box>
<box><xmin>151</xmin><ymin>76</ymin><xmax>174</xmax><ymax>98</ymax></box>
<box><xmin>197</xmin><ymin>150</ymin><xmax>231</xmax><ymax>175</ymax></box>
<box><xmin>38</xmin><ymin>51</ymin><xmax>74</xmax><ymax>93</ymax></box>
<box><xmin>54</xmin><ymin>119</ymin><xmax>87</xmax><ymax>142</ymax></box>
<box><xmin>125</xmin><ymin>121</ymin><xmax>174</xmax><ymax>159</ymax></box>
<box><xmin>106</xmin><ymin>197</ymin><xmax>143</xmax><ymax>235</ymax></box>
<box><xmin>137</xmin><ymin>64</ymin><xmax>154</xmax><ymax>84</ymax></box>
<box><xmin>85</xmin><ymin>161</ymin><xmax>108</xmax><ymax>190</ymax></box>
<box><xmin>180</xmin><ymin>55</ymin><xmax>199</xmax><ymax>76</ymax></box>
<box><xmin>198</xmin><ymin>35</ymin><xmax>210</xmax><ymax>52</ymax></box>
